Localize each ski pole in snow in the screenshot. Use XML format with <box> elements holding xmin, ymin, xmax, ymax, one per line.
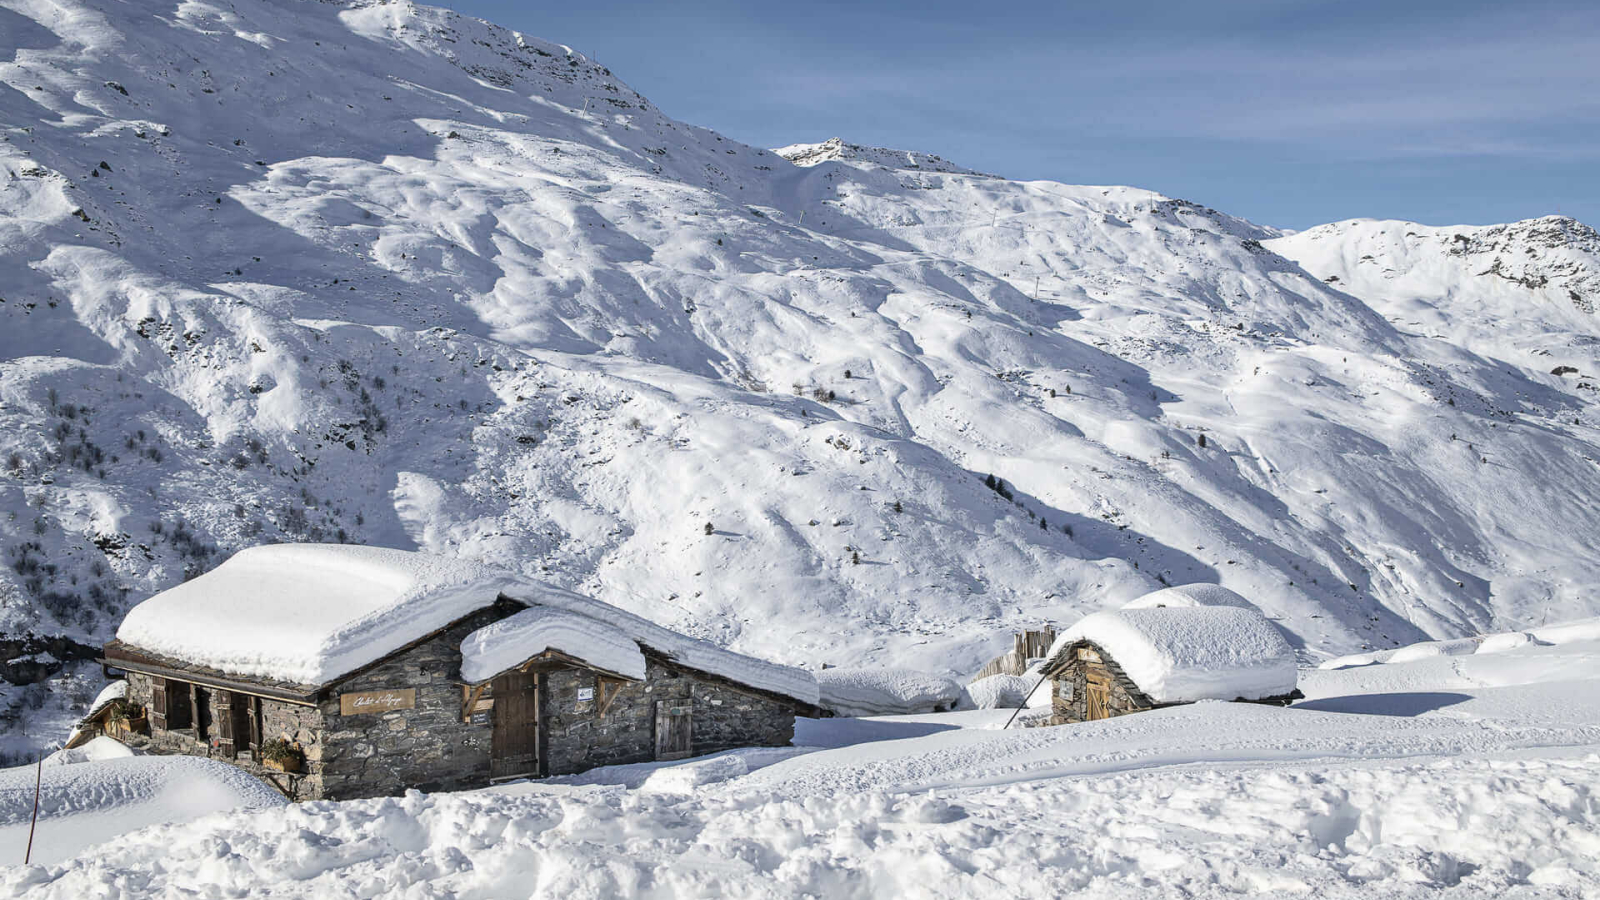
<box><xmin>1002</xmin><ymin>672</ymin><xmax>1051</xmax><ymax>730</ymax></box>
<box><xmin>24</xmin><ymin>753</ymin><xmax>41</xmax><ymax>864</ymax></box>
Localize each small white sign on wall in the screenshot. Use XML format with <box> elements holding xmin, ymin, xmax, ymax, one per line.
<box><xmin>577</xmin><ymin>687</ymin><xmax>595</xmax><ymax>702</ymax></box>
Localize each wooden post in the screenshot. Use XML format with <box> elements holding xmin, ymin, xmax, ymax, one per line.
<box><xmin>24</xmin><ymin>753</ymin><xmax>41</xmax><ymax>864</ymax></box>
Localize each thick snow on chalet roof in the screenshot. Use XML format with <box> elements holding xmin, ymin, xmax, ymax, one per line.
<box><xmin>1119</xmin><ymin>583</ymin><xmax>1254</xmax><ymax>610</ymax></box>
<box><xmin>460</xmin><ymin>606</ymin><xmax>647</xmax><ymax>684</ymax></box>
<box><xmin>114</xmin><ymin>544</ymin><xmax>819</xmax><ymax>705</ymax></box>
<box><xmin>1043</xmin><ymin>605</ymin><xmax>1297</xmax><ymax>705</ymax></box>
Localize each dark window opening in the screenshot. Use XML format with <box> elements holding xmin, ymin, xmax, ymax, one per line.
<box><xmin>193</xmin><ymin>685</ymin><xmax>212</xmax><ymax>742</ymax></box>
<box><xmin>163</xmin><ymin>678</ymin><xmax>194</xmax><ymax>731</ymax></box>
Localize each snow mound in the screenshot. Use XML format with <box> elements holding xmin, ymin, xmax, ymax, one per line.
<box><xmin>47</xmin><ymin>736</ymin><xmax>133</xmax><ymax>767</ymax></box>
<box><xmin>638</xmin><ymin>754</ymin><xmax>749</xmax><ymax>795</ymax></box>
<box><xmin>816</xmin><ymin>667</ymin><xmax>969</xmax><ymax>717</ymax></box>
<box><xmin>460</xmin><ymin>605</ymin><xmax>646</xmax><ymax>683</ymax></box>
<box><xmin>1532</xmin><ymin>617</ymin><xmax>1600</xmax><ymax>646</ymax></box>
<box><xmin>1477</xmin><ymin>631</ymin><xmax>1539</xmax><ymax>654</ymax></box>
<box><xmin>1317</xmin><ymin>648</ymin><xmax>1396</xmax><ymax>670</ymax></box>
<box><xmin>1387</xmin><ymin>637</ymin><xmax>1481</xmax><ymax>664</ymax></box>
<box><xmin>1321</xmin><ymin>618</ymin><xmax>1600</xmax><ymax>670</ymax></box>
<box><xmin>967</xmin><ymin>673</ymin><xmax>1033</xmax><ymax>709</ymax></box>
<box><xmin>1120</xmin><ymin>583</ymin><xmax>1255</xmax><ymax>610</ymax></box>
<box><xmin>0</xmin><ymin>754</ymin><xmax>285</xmax><ymax>866</ymax></box>
<box><xmin>1044</xmin><ymin>607</ymin><xmax>1297</xmax><ymax>704</ymax></box>
<box><xmin>115</xmin><ymin>544</ymin><xmax>507</xmax><ymax>686</ymax></box>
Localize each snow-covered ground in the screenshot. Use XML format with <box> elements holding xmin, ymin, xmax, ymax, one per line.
<box><xmin>0</xmin><ymin>740</ymin><xmax>284</xmax><ymax>867</ymax></box>
<box><xmin>5</xmin><ymin>0</ymin><xmax>1600</xmax><ymax>764</ymax></box>
<box><xmin>7</xmin><ymin>635</ymin><xmax>1599</xmax><ymax>897</ymax></box>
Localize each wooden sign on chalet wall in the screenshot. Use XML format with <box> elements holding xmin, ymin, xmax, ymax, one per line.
<box><xmin>340</xmin><ymin>688</ymin><xmax>417</xmax><ymax>716</ymax></box>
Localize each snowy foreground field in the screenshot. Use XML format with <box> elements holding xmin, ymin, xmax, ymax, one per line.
<box><xmin>6</xmin><ymin>636</ymin><xmax>1600</xmax><ymax>898</ymax></box>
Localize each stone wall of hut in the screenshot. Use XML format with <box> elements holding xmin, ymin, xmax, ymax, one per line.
<box><xmin>540</xmin><ymin>654</ymin><xmax>796</xmax><ymax>776</ymax></box>
<box><xmin>315</xmin><ymin>607</ymin><xmax>508</xmax><ymax>800</ymax></box>
<box><xmin>124</xmin><ymin>671</ymin><xmax>326</xmax><ymax>799</ymax></box>
<box><xmin>1050</xmin><ymin>644</ymin><xmax>1153</xmax><ymax>725</ymax></box>
<box><xmin>114</xmin><ymin>605</ymin><xmax>798</xmax><ymax>800</ymax></box>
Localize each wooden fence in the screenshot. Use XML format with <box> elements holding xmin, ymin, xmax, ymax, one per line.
<box><xmin>969</xmin><ymin>627</ymin><xmax>1057</xmax><ymax>683</ymax></box>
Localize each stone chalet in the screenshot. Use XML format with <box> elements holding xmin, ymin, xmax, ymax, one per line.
<box><xmin>1039</xmin><ymin>590</ymin><xmax>1302</xmax><ymax>725</ymax></box>
<box><xmin>98</xmin><ymin>544</ymin><xmax>822</xmax><ymax>800</ymax></box>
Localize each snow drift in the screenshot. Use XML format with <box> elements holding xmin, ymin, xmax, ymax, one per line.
<box><xmin>0</xmin><ymin>753</ymin><xmax>284</xmax><ymax>866</ymax></box>
<box><xmin>815</xmin><ymin>667</ymin><xmax>969</xmax><ymax>716</ymax></box>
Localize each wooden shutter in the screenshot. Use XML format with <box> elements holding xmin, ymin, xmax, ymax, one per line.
<box><xmin>215</xmin><ymin>691</ymin><xmax>236</xmax><ymax>756</ymax></box>
<box><xmin>654</xmin><ymin>700</ymin><xmax>692</xmax><ymax>761</ymax></box>
<box><xmin>247</xmin><ymin>696</ymin><xmax>262</xmax><ymax>753</ymax></box>
<box><xmin>149</xmin><ymin>676</ymin><xmax>169</xmax><ymax>730</ymax></box>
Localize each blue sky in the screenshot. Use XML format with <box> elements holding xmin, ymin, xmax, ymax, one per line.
<box><xmin>445</xmin><ymin>0</ymin><xmax>1597</xmax><ymax>230</ymax></box>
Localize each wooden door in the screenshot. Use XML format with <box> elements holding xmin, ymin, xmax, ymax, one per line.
<box><xmin>1085</xmin><ymin>674</ymin><xmax>1111</xmax><ymax>721</ymax></box>
<box><xmin>149</xmin><ymin>676</ymin><xmax>169</xmax><ymax>730</ymax></box>
<box><xmin>654</xmin><ymin>701</ymin><xmax>692</xmax><ymax>761</ymax></box>
<box><xmin>490</xmin><ymin>671</ymin><xmax>540</xmax><ymax>780</ymax></box>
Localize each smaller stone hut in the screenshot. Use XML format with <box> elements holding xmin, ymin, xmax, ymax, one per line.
<box><xmin>100</xmin><ymin>544</ymin><xmax>821</xmax><ymax>800</ymax></box>
<box><xmin>1040</xmin><ymin>602</ymin><xmax>1300</xmax><ymax>725</ymax></box>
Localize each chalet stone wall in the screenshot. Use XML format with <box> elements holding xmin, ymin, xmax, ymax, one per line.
<box><xmin>113</xmin><ymin>600</ymin><xmax>798</xmax><ymax>800</ymax></box>
<box><xmin>315</xmin><ymin>606</ymin><xmax>507</xmax><ymax>800</ymax></box>
<box><xmin>542</xmin><ymin>655</ymin><xmax>796</xmax><ymax>776</ymax></box>
<box><xmin>1050</xmin><ymin>644</ymin><xmax>1152</xmax><ymax>725</ymax></box>
<box><xmin>123</xmin><ymin>671</ymin><xmax>326</xmax><ymax>799</ymax></box>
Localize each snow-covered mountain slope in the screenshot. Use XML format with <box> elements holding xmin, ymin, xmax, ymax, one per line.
<box><xmin>1268</xmin><ymin>217</ymin><xmax>1600</xmax><ymax>377</ymax></box>
<box><xmin>4</xmin><ymin>0</ymin><xmax>1600</xmax><ymax>754</ymax></box>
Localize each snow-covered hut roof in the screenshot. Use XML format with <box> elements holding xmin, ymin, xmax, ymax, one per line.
<box><xmin>1041</xmin><ymin>606</ymin><xmax>1296</xmax><ymax>704</ymax></box>
<box><xmin>64</xmin><ymin>680</ymin><xmax>129</xmax><ymax>749</ymax></box>
<box><xmin>460</xmin><ymin>606</ymin><xmax>647</xmax><ymax>684</ymax></box>
<box><xmin>1120</xmin><ymin>583</ymin><xmax>1253</xmax><ymax>610</ymax></box>
<box><xmin>495</xmin><ymin>583</ymin><xmax>819</xmax><ymax>705</ymax></box>
<box><xmin>112</xmin><ymin>544</ymin><xmax>819</xmax><ymax>706</ymax></box>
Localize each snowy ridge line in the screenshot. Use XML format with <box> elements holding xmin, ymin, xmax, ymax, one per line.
<box><xmin>772</xmin><ymin>137</ymin><xmax>997</xmax><ymax>176</ymax></box>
